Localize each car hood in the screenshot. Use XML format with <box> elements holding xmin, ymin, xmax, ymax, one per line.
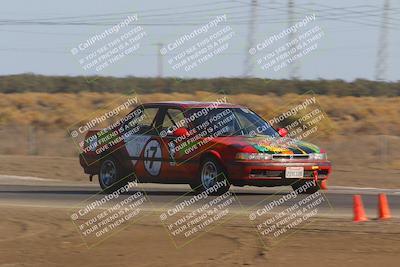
<box><xmin>223</xmin><ymin>136</ymin><xmax>321</xmax><ymax>154</ymax></box>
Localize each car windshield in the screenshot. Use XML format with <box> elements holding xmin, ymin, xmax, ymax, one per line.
<box><xmin>186</xmin><ymin>107</ymin><xmax>278</xmax><ymax>137</ymax></box>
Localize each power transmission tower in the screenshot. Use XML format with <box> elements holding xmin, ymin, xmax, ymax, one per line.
<box><xmin>156</xmin><ymin>43</ymin><xmax>164</xmax><ymax>77</ymax></box>
<box><xmin>288</xmin><ymin>0</ymin><xmax>300</xmax><ymax>79</ymax></box>
<box><xmin>375</xmin><ymin>0</ymin><xmax>390</xmax><ymax>81</ymax></box>
<box><xmin>243</xmin><ymin>0</ymin><xmax>258</xmax><ymax>77</ymax></box>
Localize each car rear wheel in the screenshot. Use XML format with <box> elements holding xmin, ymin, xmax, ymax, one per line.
<box><xmin>98</xmin><ymin>158</ymin><xmax>129</xmax><ymax>194</ymax></box>
<box><xmin>291</xmin><ymin>180</ymin><xmax>320</xmax><ymax>194</ymax></box>
<box><xmin>190</xmin><ymin>157</ymin><xmax>230</xmax><ymax>195</ymax></box>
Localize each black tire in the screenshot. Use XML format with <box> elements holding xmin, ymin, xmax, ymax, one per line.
<box><xmin>190</xmin><ymin>156</ymin><xmax>230</xmax><ymax>195</ymax></box>
<box><xmin>98</xmin><ymin>157</ymin><xmax>129</xmax><ymax>194</ymax></box>
<box><xmin>291</xmin><ymin>180</ymin><xmax>320</xmax><ymax>194</ymax></box>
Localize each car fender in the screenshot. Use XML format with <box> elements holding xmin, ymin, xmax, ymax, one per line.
<box><xmin>200</xmin><ymin>150</ymin><xmax>229</xmax><ymax>179</ymax></box>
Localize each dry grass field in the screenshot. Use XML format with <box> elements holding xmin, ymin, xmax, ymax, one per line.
<box><xmin>0</xmin><ymin>92</ymin><xmax>399</xmax><ymax>135</ymax></box>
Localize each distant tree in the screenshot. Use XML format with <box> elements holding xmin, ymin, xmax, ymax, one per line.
<box><xmin>0</xmin><ymin>74</ymin><xmax>399</xmax><ymax>96</ymax></box>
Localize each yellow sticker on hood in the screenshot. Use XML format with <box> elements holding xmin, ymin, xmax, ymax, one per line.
<box><xmin>254</xmin><ymin>143</ymin><xmax>294</xmax><ymax>154</ymax></box>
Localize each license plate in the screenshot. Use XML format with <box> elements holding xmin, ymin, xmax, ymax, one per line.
<box><xmin>285</xmin><ymin>167</ymin><xmax>304</xmax><ymax>178</ymax></box>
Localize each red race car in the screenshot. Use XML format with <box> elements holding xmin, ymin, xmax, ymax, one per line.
<box><xmin>79</xmin><ymin>101</ymin><xmax>331</xmax><ymax>195</ymax></box>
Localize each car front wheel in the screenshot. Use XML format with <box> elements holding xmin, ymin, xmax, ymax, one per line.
<box><xmin>190</xmin><ymin>157</ymin><xmax>230</xmax><ymax>195</ymax></box>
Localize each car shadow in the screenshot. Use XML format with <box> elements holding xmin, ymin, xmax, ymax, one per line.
<box><xmin>0</xmin><ymin>188</ymin><xmax>288</xmax><ymax>197</ymax></box>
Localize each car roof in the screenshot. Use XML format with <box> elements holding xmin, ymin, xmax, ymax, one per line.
<box><xmin>142</xmin><ymin>101</ymin><xmax>244</xmax><ymax>109</ymax></box>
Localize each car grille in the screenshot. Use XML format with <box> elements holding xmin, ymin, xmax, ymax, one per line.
<box><xmin>250</xmin><ymin>170</ymin><xmax>284</xmax><ymax>178</ymax></box>
<box><xmin>272</xmin><ymin>154</ymin><xmax>309</xmax><ymax>160</ymax></box>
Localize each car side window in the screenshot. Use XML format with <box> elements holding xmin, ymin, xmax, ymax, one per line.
<box><xmin>140</xmin><ymin>107</ymin><xmax>158</xmax><ymax>126</ymax></box>
<box><xmin>161</xmin><ymin>108</ymin><xmax>187</xmax><ymax>134</ymax></box>
<box><xmin>125</xmin><ymin>107</ymin><xmax>159</xmax><ymax>135</ymax></box>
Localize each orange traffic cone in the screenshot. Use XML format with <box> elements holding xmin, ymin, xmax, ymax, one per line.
<box><xmin>378</xmin><ymin>193</ymin><xmax>391</xmax><ymax>220</ymax></box>
<box><xmin>353</xmin><ymin>195</ymin><xmax>368</xmax><ymax>222</ymax></box>
<box><xmin>320</xmin><ymin>180</ymin><xmax>328</xmax><ymax>190</ymax></box>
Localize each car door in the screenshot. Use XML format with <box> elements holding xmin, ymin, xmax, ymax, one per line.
<box><xmin>121</xmin><ymin>105</ymin><xmax>163</xmax><ymax>181</ymax></box>
<box><xmin>158</xmin><ymin>107</ymin><xmax>197</xmax><ymax>181</ymax></box>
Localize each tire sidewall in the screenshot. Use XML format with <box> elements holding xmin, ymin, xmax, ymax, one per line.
<box><xmin>196</xmin><ymin>157</ymin><xmax>230</xmax><ymax>195</ymax></box>
<box><xmin>98</xmin><ymin>157</ymin><xmax>123</xmax><ymax>192</ymax></box>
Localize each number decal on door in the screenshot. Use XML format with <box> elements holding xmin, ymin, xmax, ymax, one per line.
<box><xmin>143</xmin><ymin>140</ymin><xmax>162</xmax><ymax>176</ymax></box>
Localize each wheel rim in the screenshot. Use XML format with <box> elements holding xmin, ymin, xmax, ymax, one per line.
<box><xmin>201</xmin><ymin>161</ymin><xmax>218</xmax><ymax>189</ymax></box>
<box><xmin>100</xmin><ymin>160</ymin><xmax>116</xmax><ymax>187</ymax></box>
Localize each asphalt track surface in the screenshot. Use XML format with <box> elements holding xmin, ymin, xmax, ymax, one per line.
<box><xmin>0</xmin><ymin>175</ymin><xmax>399</xmax><ymax>218</ymax></box>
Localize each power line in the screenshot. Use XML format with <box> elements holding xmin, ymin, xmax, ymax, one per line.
<box><xmin>0</xmin><ymin>1</ymin><xmax>233</xmax><ymax>22</ymax></box>
<box><xmin>235</xmin><ymin>0</ymin><xmax>400</xmax><ymax>30</ymax></box>
<box><xmin>1</xmin><ymin>1</ymin><xmax>400</xmax><ymax>30</ymax></box>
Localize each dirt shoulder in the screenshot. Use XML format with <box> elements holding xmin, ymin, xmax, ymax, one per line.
<box><xmin>0</xmin><ymin>206</ymin><xmax>399</xmax><ymax>267</ymax></box>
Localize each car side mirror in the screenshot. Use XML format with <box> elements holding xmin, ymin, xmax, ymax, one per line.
<box><xmin>173</xmin><ymin>128</ymin><xmax>189</xmax><ymax>137</ymax></box>
<box><xmin>278</xmin><ymin>128</ymin><xmax>288</xmax><ymax>137</ymax></box>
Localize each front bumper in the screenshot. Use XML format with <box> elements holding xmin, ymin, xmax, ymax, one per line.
<box><xmin>228</xmin><ymin>160</ymin><xmax>332</xmax><ymax>186</ymax></box>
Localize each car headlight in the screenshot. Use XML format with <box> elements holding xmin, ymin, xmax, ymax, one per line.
<box><xmin>236</xmin><ymin>153</ymin><xmax>272</xmax><ymax>160</ymax></box>
<box><xmin>309</xmin><ymin>153</ymin><xmax>327</xmax><ymax>160</ymax></box>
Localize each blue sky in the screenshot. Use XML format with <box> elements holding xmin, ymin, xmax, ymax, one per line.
<box><xmin>0</xmin><ymin>0</ymin><xmax>399</xmax><ymax>81</ymax></box>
